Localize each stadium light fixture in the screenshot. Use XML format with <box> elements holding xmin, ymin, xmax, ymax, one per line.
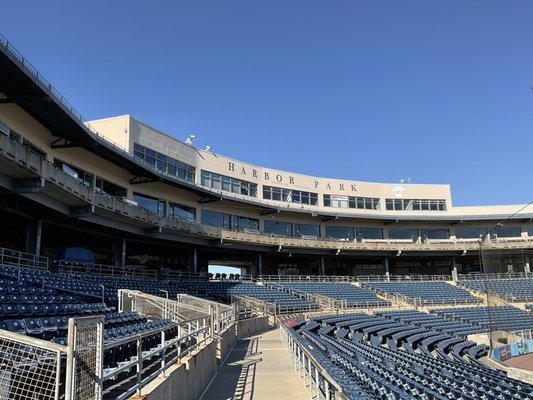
<box><xmin>185</xmin><ymin>134</ymin><xmax>196</xmax><ymax>145</ymax></box>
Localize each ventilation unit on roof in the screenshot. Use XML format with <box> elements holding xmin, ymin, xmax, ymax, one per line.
<box><xmin>0</xmin><ymin>120</ymin><xmax>10</xmax><ymax>136</ymax></box>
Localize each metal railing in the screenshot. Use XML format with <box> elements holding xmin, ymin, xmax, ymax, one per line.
<box><xmin>5</xmin><ymin>128</ymin><xmax>533</xmax><ymax>257</ymax></box>
<box><xmin>457</xmin><ymin>272</ymin><xmax>531</xmax><ymax>281</ymax></box>
<box><xmin>175</xmin><ymin>293</ymin><xmax>235</xmax><ymax>335</ymax></box>
<box><xmin>52</xmin><ymin>260</ymin><xmax>158</xmax><ymax>280</ymax></box>
<box><xmin>0</xmin><ymin>247</ymin><xmax>48</xmax><ymax>270</ymax></box>
<box><xmin>279</xmin><ymin>321</ymin><xmax>342</xmax><ymax>400</ymax></box>
<box><xmin>0</xmin><ymin>315</ymin><xmax>104</xmax><ymax>400</ymax></box>
<box><xmin>231</xmin><ymin>295</ymin><xmax>270</xmax><ymax>318</ymax></box>
<box><xmin>259</xmin><ymin>275</ymin><xmax>355</xmax><ymax>283</ymax></box>
<box><xmin>0</xmin><ymin>329</ymin><xmax>66</xmax><ymax>400</ymax></box>
<box><xmin>65</xmin><ymin>316</ymin><xmax>104</xmax><ymax>400</ymax></box>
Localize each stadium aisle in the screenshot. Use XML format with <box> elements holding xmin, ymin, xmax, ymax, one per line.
<box><xmin>200</xmin><ymin>328</ymin><xmax>309</xmax><ymax>400</ymax></box>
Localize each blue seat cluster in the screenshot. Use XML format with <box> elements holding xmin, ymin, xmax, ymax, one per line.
<box><xmin>292</xmin><ymin>313</ymin><xmax>533</xmax><ymax>399</ymax></box>
<box><xmin>103</xmin><ymin>318</ymin><xmax>178</xmax><ymax>370</ymax></box>
<box><xmin>270</xmin><ymin>282</ymin><xmax>390</xmax><ymax>308</ymax></box>
<box><xmin>378</xmin><ymin>310</ymin><xmax>485</xmax><ymax>337</ymax></box>
<box><xmin>364</xmin><ymin>281</ymin><xmax>480</xmax><ymax>305</ymax></box>
<box><xmin>433</xmin><ymin>306</ymin><xmax>533</xmax><ymax>331</ymax></box>
<box><xmin>460</xmin><ymin>279</ymin><xmax>533</xmax><ymax>302</ymax></box>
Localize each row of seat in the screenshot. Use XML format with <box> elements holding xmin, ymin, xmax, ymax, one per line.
<box><xmin>1</xmin><ymin>302</ymin><xmax>112</xmax><ymax>319</ymax></box>
<box><xmin>2</xmin><ymin>317</ymin><xmax>68</xmax><ymax>339</ymax></box>
<box><xmin>0</xmin><ymin>293</ymin><xmax>88</xmax><ymax>304</ymax></box>
<box><xmin>293</xmin><ymin>314</ymin><xmax>533</xmax><ymax>399</ymax></box>
<box><xmin>460</xmin><ymin>279</ymin><xmax>533</xmax><ymax>302</ymax></box>
<box><xmin>270</xmin><ymin>282</ymin><xmax>390</xmax><ymax>307</ymax></box>
<box><xmin>433</xmin><ymin>306</ymin><xmax>533</xmax><ymax>331</ymax></box>
<box><xmin>363</xmin><ymin>281</ymin><xmax>480</xmax><ymax>305</ymax></box>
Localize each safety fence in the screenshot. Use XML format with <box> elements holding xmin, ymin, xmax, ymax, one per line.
<box><xmin>0</xmin><ymin>316</ymin><xmax>104</xmax><ymax>400</ymax></box>
<box><xmin>0</xmin><ymin>290</ymin><xmax>226</xmax><ymax>399</ymax></box>
<box><xmin>51</xmin><ymin>260</ymin><xmax>158</xmax><ymax>280</ymax></box>
<box><xmin>0</xmin><ymin>329</ymin><xmax>65</xmax><ymax>400</ymax></box>
<box><xmin>231</xmin><ymin>294</ymin><xmax>271</xmax><ymax>319</ymax></box>
<box><xmin>279</xmin><ymin>320</ymin><xmax>343</xmax><ymax>400</ymax></box>
<box><xmin>0</xmin><ymin>247</ymin><xmax>48</xmax><ymax>270</ymax></box>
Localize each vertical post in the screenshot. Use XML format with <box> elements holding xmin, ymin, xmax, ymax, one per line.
<box><xmin>136</xmin><ymin>336</ymin><xmax>142</xmax><ymax>396</ymax></box>
<box><xmin>160</xmin><ymin>330</ymin><xmax>166</xmax><ymax>377</ymax></box>
<box><xmin>319</xmin><ymin>256</ymin><xmax>326</xmax><ymax>276</ymax></box>
<box><xmin>315</xmin><ymin>366</ymin><xmax>319</xmax><ymax>398</ymax></box>
<box><xmin>384</xmin><ymin>257</ymin><xmax>390</xmax><ymax>282</ymax></box>
<box><xmin>189</xmin><ymin>248</ymin><xmax>198</xmax><ymax>273</ymax></box>
<box><xmin>115</xmin><ymin>238</ymin><xmax>126</xmax><ymax>267</ymax></box>
<box><xmin>25</xmin><ymin>219</ymin><xmax>42</xmax><ymax>256</ymax></box>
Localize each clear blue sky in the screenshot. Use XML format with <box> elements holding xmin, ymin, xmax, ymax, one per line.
<box><xmin>3</xmin><ymin>2</ymin><xmax>533</xmax><ymax>206</ymax></box>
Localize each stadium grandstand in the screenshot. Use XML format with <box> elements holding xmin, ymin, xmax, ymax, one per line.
<box><xmin>3</xmin><ymin>32</ymin><xmax>533</xmax><ymax>400</ymax></box>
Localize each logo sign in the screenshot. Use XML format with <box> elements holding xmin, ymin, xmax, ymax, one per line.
<box><xmin>392</xmin><ymin>186</ymin><xmax>405</xmax><ymax>198</ymax></box>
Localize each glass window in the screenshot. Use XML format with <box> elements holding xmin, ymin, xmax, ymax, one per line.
<box><xmin>222</xmin><ymin>176</ymin><xmax>231</xmax><ymax>191</ymax></box>
<box><xmin>420</xmin><ymin>228</ymin><xmax>450</xmax><ymax>240</ymax></box>
<box><xmin>295</xmin><ymin>223</ymin><xmax>320</xmax><ymax>238</ymax></box>
<box><xmin>264</xmin><ymin>220</ymin><xmax>293</xmax><ymax>236</ymax></box>
<box><xmin>388</xmin><ymin>228</ymin><xmax>418</xmax><ymax>240</ymax></box>
<box><xmin>455</xmin><ymin>227</ymin><xmax>485</xmax><ymax>239</ymax></box>
<box><xmin>133</xmin><ymin>143</ymin><xmax>144</xmax><ymax>160</ymax></box>
<box><xmin>356</xmin><ymin>227</ymin><xmax>383</xmax><ymax>240</ymax></box>
<box><xmin>169</xmin><ymin>203</ymin><xmax>195</xmax><ymax>221</ymax></box>
<box><xmin>264</xmin><ymin>186</ymin><xmax>318</xmax><ymax>205</ymax></box>
<box><xmin>326</xmin><ymin>226</ymin><xmax>354</xmax><ymax>240</ymax></box>
<box><xmin>201</xmin><ymin>210</ymin><xmax>231</xmax><ymax>229</ymax></box>
<box><xmin>133</xmin><ymin>193</ymin><xmax>159</xmax><ymax>214</ymax></box>
<box><xmin>231</xmin><ymin>180</ymin><xmax>240</xmax><ymax>194</ymax></box>
<box><xmin>494</xmin><ymin>226</ymin><xmax>521</xmax><ymax>238</ymax></box>
<box><xmin>233</xmin><ymin>216</ymin><xmax>259</xmax><ymax>231</ymax></box>
<box><xmin>201</xmin><ymin>170</ymin><xmax>257</xmax><ymax>197</ymax></box>
<box><xmin>212</xmin><ymin>175</ymin><xmax>221</xmax><ymax>189</ymax></box>
<box><xmin>292</xmin><ymin>192</ymin><xmax>300</xmax><ymax>203</ymax></box>
<box><xmin>133</xmin><ymin>143</ymin><xmax>195</xmax><ymax>182</ymax></box>
<box><xmin>386</xmin><ymin>198</ymin><xmax>446</xmax><ymax>211</ymax></box>
<box><xmin>167</xmin><ymin>163</ymin><xmax>176</xmax><ymax>176</ymax></box>
<box><xmin>201</xmin><ymin>170</ymin><xmax>210</xmax><ymax>186</ymax></box>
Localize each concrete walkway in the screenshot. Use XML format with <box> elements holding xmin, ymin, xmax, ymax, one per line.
<box><xmin>200</xmin><ymin>328</ymin><xmax>309</xmax><ymax>400</ymax></box>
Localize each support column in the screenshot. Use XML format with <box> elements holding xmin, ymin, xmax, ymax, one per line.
<box><xmin>189</xmin><ymin>248</ymin><xmax>198</xmax><ymax>273</ymax></box>
<box><xmin>384</xmin><ymin>257</ymin><xmax>390</xmax><ymax>282</ymax></box>
<box><xmin>451</xmin><ymin>257</ymin><xmax>458</xmax><ymax>281</ymax></box>
<box><xmin>114</xmin><ymin>239</ymin><xmax>127</xmax><ymax>267</ymax></box>
<box><xmin>319</xmin><ymin>256</ymin><xmax>326</xmax><ymax>276</ymax></box>
<box><xmin>256</xmin><ymin>254</ymin><xmax>262</xmax><ymax>277</ymax></box>
<box><xmin>25</xmin><ymin>219</ymin><xmax>42</xmax><ymax>256</ymax></box>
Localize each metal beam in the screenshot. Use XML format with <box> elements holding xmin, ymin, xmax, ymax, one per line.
<box><xmin>70</xmin><ymin>205</ymin><xmax>95</xmax><ymax>218</ymax></box>
<box><xmin>12</xmin><ymin>177</ymin><xmax>44</xmax><ymax>193</ymax></box>
<box><xmin>144</xmin><ymin>227</ymin><xmax>162</xmax><ymax>236</ymax></box>
<box><xmin>0</xmin><ymin>95</ymin><xmax>50</xmax><ymax>104</ymax></box>
<box><xmin>260</xmin><ymin>208</ymin><xmax>279</xmax><ymax>216</ymax></box>
<box><xmin>198</xmin><ymin>196</ymin><xmax>222</xmax><ymax>204</ymax></box>
<box><xmin>384</xmin><ymin>219</ymin><xmax>399</xmax><ymax>225</ymax></box>
<box><xmin>130</xmin><ymin>176</ymin><xmax>157</xmax><ymax>185</ymax></box>
<box><xmin>50</xmin><ymin>137</ymin><xmax>79</xmax><ymax>149</ymax></box>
